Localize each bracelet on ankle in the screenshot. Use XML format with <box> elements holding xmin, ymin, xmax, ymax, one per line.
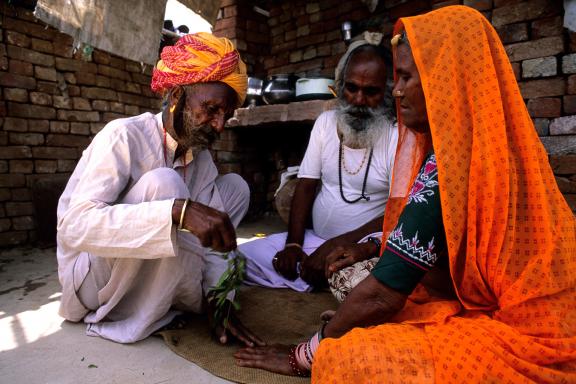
<box><xmin>177</xmin><ymin>199</ymin><xmax>191</xmax><ymax>233</ymax></box>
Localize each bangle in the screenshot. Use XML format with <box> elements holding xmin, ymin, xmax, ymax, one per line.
<box><xmin>288</xmin><ymin>345</ymin><xmax>310</xmax><ymax>377</ymax></box>
<box><xmin>177</xmin><ymin>199</ymin><xmax>191</xmax><ymax>232</ymax></box>
<box><xmin>285</xmin><ymin>242</ymin><xmax>302</xmax><ymax>249</ymax></box>
<box><xmin>366</xmin><ymin>236</ymin><xmax>381</xmax><ymax>253</ymax></box>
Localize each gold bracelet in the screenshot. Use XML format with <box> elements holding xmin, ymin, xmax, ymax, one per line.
<box><xmin>285</xmin><ymin>242</ymin><xmax>302</xmax><ymax>249</ymax></box>
<box><xmin>177</xmin><ymin>198</ymin><xmax>191</xmax><ymax>232</ymax></box>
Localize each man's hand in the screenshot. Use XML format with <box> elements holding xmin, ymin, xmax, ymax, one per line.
<box><xmin>173</xmin><ymin>199</ymin><xmax>237</xmax><ymax>252</ymax></box>
<box><xmin>324</xmin><ymin>242</ymin><xmax>376</xmax><ymax>278</ymax></box>
<box><xmin>208</xmin><ymin>298</ymin><xmax>265</xmax><ymax>347</ymax></box>
<box><xmin>272</xmin><ymin>246</ymin><xmax>307</xmax><ymax>281</ymax></box>
<box><xmin>299</xmin><ymin>237</ymin><xmax>350</xmax><ymax>288</ymax></box>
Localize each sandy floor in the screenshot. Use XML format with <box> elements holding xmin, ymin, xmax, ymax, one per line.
<box><xmin>0</xmin><ymin>215</ymin><xmax>286</xmax><ymax>384</ymax></box>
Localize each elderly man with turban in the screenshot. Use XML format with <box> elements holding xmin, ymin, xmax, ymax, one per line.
<box><xmin>56</xmin><ymin>33</ymin><xmax>263</xmax><ymax>345</ymax></box>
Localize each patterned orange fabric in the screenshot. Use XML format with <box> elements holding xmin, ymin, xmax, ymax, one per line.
<box><xmin>151</xmin><ymin>32</ymin><xmax>247</xmax><ymax>105</ymax></box>
<box><xmin>313</xmin><ymin>6</ymin><xmax>576</xmax><ymax>383</ymax></box>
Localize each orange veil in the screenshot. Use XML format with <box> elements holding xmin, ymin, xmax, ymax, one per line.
<box><xmin>314</xmin><ymin>6</ymin><xmax>576</xmax><ymax>383</ymax></box>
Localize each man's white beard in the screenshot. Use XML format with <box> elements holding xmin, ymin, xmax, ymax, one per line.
<box><xmin>336</xmin><ymin>102</ymin><xmax>388</xmax><ymax>148</ymax></box>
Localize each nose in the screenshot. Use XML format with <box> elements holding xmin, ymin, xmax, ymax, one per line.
<box><xmin>392</xmin><ymin>82</ymin><xmax>403</xmax><ymax>98</ymax></box>
<box><xmin>352</xmin><ymin>90</ymin><xmax>366</xmax><ymax>106</ymax></box>
<box><xmin>210</xmin><ymin>111</ymin><xmax>226</xmax><ymax>133</ymax></box>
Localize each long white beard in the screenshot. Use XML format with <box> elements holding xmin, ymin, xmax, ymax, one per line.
<box><xmin>336</xmin><ymin>103</ymin><xmax>388</xmax><ymax>148</ymax></box>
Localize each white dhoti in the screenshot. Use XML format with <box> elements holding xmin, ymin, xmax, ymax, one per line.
<box><xmin>69</xmin><ymin>165</ymin><xmax>248</xmax><ymax>343</ymax></box>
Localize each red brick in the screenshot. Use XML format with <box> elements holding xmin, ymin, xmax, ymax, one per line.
<box><xmin>9</xmin><ymin>160</ymin><xmax>33</xmax><ymax>173</ymax></box>
<box><xmin>118</xmin><ymin>93</ymin><xmax>151</xmax><ymax>107</ymax></box>
<box><xmin>98</xmin><ymin>65</ymin><xmax>130</xmax><ymax>81</ymax></box>
<box><xmin>110</xmin><ymin>102</ymin><xmax>125</xmax><ymax>113</ymax></box>
<box><xmin>91</xmin><ymin>100</ymin><xmax>110</xmax><ymax>111</ymax></box>
<box><xmin>92</xmin><ymin>50</ymin><xmax>111</xmax><ymax>65</ymax></box>
<box><xmin>28</xmin><ymin>120</ymin><xmax>49</xmax><ymax>133</ymax></box>
<box><xmin>110</xmin><ymin>80</ymin><xmax>127</xmax><ymax>92</ymax></box>
<box><xmin>109</xmin><ymin>56</ymin><xmax>126</xmax><ymax>70</ymax></box>
<box><xmin>0</xmin><ymin>173</ymin><xmax>26</xmax><ymax>186</ymax></box>
<box><xmin>0</xmin><ymin>189</ymin><xmax>10</xmax><ymax>202</ymax></box>
<box><xmin>8</xmin><ymin>102</ymin><xmax>56</xmax><ymax>119</ymax></box>
<box><xmin>57</xmin><ymin>159</ymin><xmax>77</xmax><ymax>172</ymax></box>
<box><xmin>34</xmin><ymin>160</ymin><xmax>58</xmax><ymax>173</ymax></box>
<box><xmin>9</xmin><ymin>59</ymin><xmax>33</xmax><ymax>76</ymax></box>
<box><xmin>96</xmin><ymin>75</ymin><xmax>112</xmax><ymax>88</ymax></box>
<box><xmin>463</xmin><ymin>0</ymin><xmax>493</xmax><ymax>11</ymax></box>
<box><xmin>505</xmin><ymin>36</ymin><xmax>563</xmax><ymax>62</ymax></box>
<box><xmin>10</xmin><ymin>188</ymin><xmax>32</xmax><ymax>202</ymax></box>
<box><xmin>56</xmin><ymin>110</ymin><xmax>100</xmax><ymax>122</ymax></box>
<box><xmin>519</xmin><ymin>78</ymin><xmax>565</xmax><ymax>99</ymax></box>
<box><xmin>12</xmin><ymin>216</ymin><xmax>34</xmax><ymax>230</ymax></box>
<box><xmin>0</xmin><ymin>231</ymin><xmax>28</xmax><ymax>246</ymax></box>
<box><xmin>0</xmin><ymin>218</ymin><xmax>11</xmax><ymax>231</ymax></box>
<box><xmin>31</xmin><ymin>38</ymin><xmax>53</xmax><ymax>54</ymax></box>
<box><xmin>72</xmin><ymin>97</ymin><xmax>92</xmax><ymax>111</ymax></box>
<box><xmin>32</xmin><ymin>147</ymin><xmax>78</xmax><ymax>159</ymax></box>
<box><xmin>102</xmin><ymin>112</ymin><xmax>126</xmax><ymax>123</ymax></box>
<box><xmin>64</xmin><ymin>73</ymin><xmax>77</xmax><ymax>85</ymax></box>
<box><xmin>81</xmin><ymin>87</ymin><xmax>118</xmax><ymax>101</ymax></box>
<box><xmin>564</xmin><ymin>95</ymin><xmax>576</xmax><ymax>115</ymax></box>
<box><xmin>3</xmin><ymin>16</ymin><xmax>57</xmax><ymax>40</ymax></box>
<box><xmin>390</xmin><ymin>0</ymin><xmax>429</xmax><ymax>19</ymax></box>
<box><xmin>550</xmin><ymin>155</ymin><xmax>576</xmax><ymax>174</ymax></box>
<box><xmin>67</xmin><ymin>85</ymin><xmax>81</xmax><ymax>97</ymax></box>
<box><xmin>6</xmin><ymin>31</ymin><xmax>30</xmax><ymax>48</ymax></box>
<box><xmin>34</xmin><ymin>66</ymin><xmax>57</xmax><ymax>82</ymax></box>
<box><xmin>90</xmin><ymin>123</ymin><xmax>106</xmax><ymax>135</ymax></box>
<box><xmin>125</xmin><ymin>82</ymin><xmax>141</xmax><ymax>94</ymax></box>
<box><xmin>7</xmin><ymin>45</ymin><xmax>54</xmax><ymax>66</ymax></box>
<box><xmin>492</xmin><ymin>0</ymin><xmax>561</xmax><ymax>27</ymax></box>
<box><xmin>70</xmin><ymin>122</ymin><xmax>90</xmax><ymax>135</ymax></box>
<box><xmin>50</xmin><ymin>121</ymin><xmax>70</xmax><ymax>133</ymax></box>
<box><xmin>36</xmin><ymin>81</ymin><xmax>59</xmax><ymax>94</ymax></box>
<box><xmin>9</xmin><ymin>132</ymin><xmax>45</xmax><ymax>146</ymax></box>
<box><xmin>46</xmin><ymin>133</ymin><xmax>91</xmax><ymax>148</ymax></box>
<box><xmin>5</xmin><ymin>202</ymin><xmax>34</xmax><ymax>216</ymax></box>
<box><xmin>53</xmin><ymin>95</ymin><xmax>72</xmax><ymax>109</ymax></box>
<box><xmin>3</xmin><ymin>117</ymin><xmax>28</xmax><ymax>132</ymax></box>
<box><xmin>124</xmin><ymin>105</ymin><xmax>139</xmax><ymax>115</ymax></box>
<box><xmin>495</xmin><ymin>23</ymin><xmax>528</xmax><ymax>44</ymax></box>
<box><xmin>531</xmin><ymin>16</ymin><xmax>563</xmax><ymax>39</ymax></box>
<box><xmin>53</xmin><ymin>42</ymin><xmax>73</xmax><ymax>58</ymax></box>
<box><xmin>29</xmin><ymin>92</ymin><xmax>52</xmax><ymax>106</ymax></box>
<box><xmin>55</xmin><ymin>57</ymin><xmax>97</xmax><ymax>73</ymax></box>
<box><xmin>125</xmin><ymin>62</ymin><xmax>142</xmax><ymax>73</ymax></box>
<box><xmin>0</xmin><ymin>72</ymin><xmax>35</xmax><ymax>89</ymax></box>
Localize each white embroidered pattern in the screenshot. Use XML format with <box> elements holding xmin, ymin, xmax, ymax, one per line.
<box><xmin>387</xmin><ymin>223</ymin><xmax>437</xmax><ymax>268</ymax></box>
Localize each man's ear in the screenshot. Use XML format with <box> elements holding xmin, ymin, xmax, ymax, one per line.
<box><xmin>169</xmin><ymin>86</ymin><xmax>184</xmax><ymax>110</ymax></box>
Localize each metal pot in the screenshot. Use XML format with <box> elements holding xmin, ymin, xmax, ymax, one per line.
<box><xmin>244</xmin><ymin>77</ymin><xmax>264</xmax><ymax>107</ymax></box>
<box><xmin>295</xmin><ymin>78</ymin><xmax>335</xmax><ymax>101</ymax></box>
<box><xmin>262</xmin><ymin>74</ymin><xmax>299</xmax><ymax>104</ymax></box>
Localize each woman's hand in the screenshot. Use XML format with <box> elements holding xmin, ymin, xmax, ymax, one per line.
<box><xmin>235</xmin><ymin>344</ymin><xmax>297</xmax><ymax>376</ymax></box>
<box><xmin>207</xmin><ymin>299</ymin><xmax>266</xmax><ymax>347</ymax></box>
<box><xmin>324</xmin><ymin>242</ymin><xmax>377</xmax><ymax>278</ymax></box>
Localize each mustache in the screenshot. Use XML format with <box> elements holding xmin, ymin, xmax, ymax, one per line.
<box><xmin>181</xmin><ymin>111</ymin><xmax>218</xmax><ymax>148</ymax></box>
<box><xmin>338</xmin><ymin>103</ymin><xmax>385</xmax><ymax>131</ymax></box>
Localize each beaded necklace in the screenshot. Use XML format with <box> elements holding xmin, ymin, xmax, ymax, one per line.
<box><xmin>338</xmin><ymin>141</ymin><xmax>372</xmax><ymax>204</ymax></box>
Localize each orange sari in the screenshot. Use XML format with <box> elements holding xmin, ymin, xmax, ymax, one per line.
<box><xmin>313</xmin><ymin>6</ymin><xmax>576</xmax><ymax>383</ymax></box>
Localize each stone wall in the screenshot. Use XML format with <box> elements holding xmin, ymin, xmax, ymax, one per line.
<box><xmin>213</xmin><ymin>0</ymin><xmax>576</xmax><ymax>217</ymax></box>
<box><xmin>0</xmin><ymin>4</ymin><xmax>161</xmax><ymax>246</ymax></box>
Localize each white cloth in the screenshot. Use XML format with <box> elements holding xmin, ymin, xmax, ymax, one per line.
<box><xmin>57</xmin><ymin>112</ymin><xmax>249</xmax><ymax>343</ymax></box>
<box><xmin>299</xmin><ymin>110</ymin><xmax>397</xmax><ymax>239</ymax></box>
<box><xmin>240</xmin><ymin>110</ymin><xmax>397</xmax><ymax>291</ymax></box>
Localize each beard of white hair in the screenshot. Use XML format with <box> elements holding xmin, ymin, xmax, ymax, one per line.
<box><xmin>336</xmin><ymin>101</ymin><xmax>387</xmax><ymax>149</ymax></box>
<box><xmin>179</xmin><ymin>110</ymin><xmax>219</xmax><ymax>157</ymax></box>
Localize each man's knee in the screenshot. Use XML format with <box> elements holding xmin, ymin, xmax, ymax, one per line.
<box><xmin>125</xmin><ymin>168</ymin><xmax>189</xmax><ymax>203</ymax></box>
<box><xmin>216</xmin><ymin>173</ymin><xmax>250</xmax><ymax>224</ymax></box>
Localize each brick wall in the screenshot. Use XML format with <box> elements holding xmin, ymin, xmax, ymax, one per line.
<box><xmin>0</xmin><ymin>4</ymin><xmax>161</xmax><ymax>246</ymax></box>
<box><xmin>213</xmin><ymin>0</ymin><xmax>576</xmax><ymax>216</ymax></box>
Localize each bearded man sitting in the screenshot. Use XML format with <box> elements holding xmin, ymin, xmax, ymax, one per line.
<box><xmin>56</xmin><ymin>33</ymin><xmax>262</xmax><ymax>346</ymax></box>
<box><xmin>239</xmin><ymin>36</ymin><xmax>398</xmax><ymax>291</ymax></box>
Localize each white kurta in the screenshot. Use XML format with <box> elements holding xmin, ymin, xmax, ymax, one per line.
<box><xmin>240</xmin><ymin>110</ymin><xmax>398</xmax><ymax>291</ymax></box>
<box><xmin>57</xmin><ymin>112</ymin><xmax>247</xmax><ymax>343</ymax></box>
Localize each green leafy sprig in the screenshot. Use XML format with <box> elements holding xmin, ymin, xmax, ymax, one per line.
<box><xmin>208</xmin><ymin>249</ymin><xmax>246</xmax><ymax>328</ymax></box>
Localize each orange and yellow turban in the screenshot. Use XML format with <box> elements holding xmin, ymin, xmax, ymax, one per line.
<box><xmin>151</xmin><ymin>32</ymin><xmax>247</xmax><ymax>106</ymax></box>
